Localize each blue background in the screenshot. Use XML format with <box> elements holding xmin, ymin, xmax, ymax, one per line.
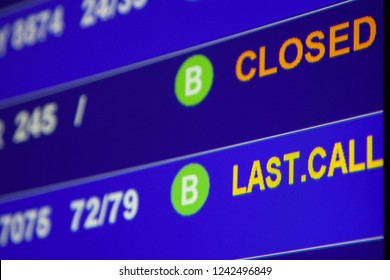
<box><xmin>0</xmin><ymin>0</ymin><xmax>346</xmax><ymax>101</ymax></box>
<box><xmin>0</xmin><ymin>113</ymin><xmax>384</xmax><ymax>259</ymax></box>
<box><xmin>0</xmin><ymin>0</ymin><xmax>384</xmax><ymax>259</ymax></box>
<box><xmin>0</xmin><ymin>0</ymin><xmax>383</xmax><ymax>195</ymax></box>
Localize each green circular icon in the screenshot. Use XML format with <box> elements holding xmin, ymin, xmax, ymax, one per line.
<box><xmin>171</xmin><ymin>163</ymin><xmax>210</xmax><ymax>216</ymax></box>
<box><xmin>175</xmin><ymin>54</ymin><xmax>214</xmax><ymax>107</ymax></box>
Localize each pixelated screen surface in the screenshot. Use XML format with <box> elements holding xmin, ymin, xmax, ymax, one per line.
<box><xmin>0</xmin><ymin>0</ymin><xmax>384</xmax><ymax>259</ymax></box>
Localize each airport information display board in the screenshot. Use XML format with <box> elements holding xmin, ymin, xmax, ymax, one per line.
<box><xmin>0</xmin><ymin>0</ymin><xmax>384</xmax><ymax>259</ymax></box>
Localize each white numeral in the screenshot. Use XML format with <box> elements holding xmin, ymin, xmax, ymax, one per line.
<box><xmin>70</xmin><ymin>199</ymin><xmax>85</xmax><ymax>232</ymax></box>
<box><xmin>96</xmin><ymin>0</ymin><xmax>111</xmax><ymax>20</ymax></box>
<box><xmin>117</xmin><ymin>0</ymin><xmax>131</xmax><ymax>14</ymax></box>
<box><xmin>10</xmin><ymin>212</ymin><xmax>24</xmax><ymax>244</ymax></box>
<box><xmin>23</xmin><ymin>15</ymin><xmax>38</xmax><ymax>46</ymax></box>
<box><xmin>9</xmin><ymin>6</ymin><xmax>64</xmax><ymax>51</ymax></box>
<box><xmin>41</xmin><ymin>102</ymin><xmax>58</xmax><ymax>135</ymax></box>
<box><xmin>48</xmin><ymin>6</ymin><xmax>65</xmax><ymax>36</ymax></box>
<box><xmin>70</xmin><ymin>189</ymin><xmax>139</xmax><ymax>232</ymax></box>
<box><xmin>0</xmin><ymin>206</ymin><xmax>52</xmax><ymax>247</ymax></box>
<box><xmin>0</xmin><ymin>215</ymin><xmax>11</xmax><ymax>246</ymax></box>
<box><xmin>80</xmin><ymin>0</ymin><xmax>97</xmax><ymax>28</ymax></box>
<box><xmin>13</xmin><ymin>110</ymin><xmax>29</xmax><ymax>143</ymax></box>
<box><xmin>84</xmin><ymin>196</ymin><xmax>100</xmax><ymax>229</ymax></box>
<box><xmin>36</xmin><ymin>206</ymin><xmax>52</xmax><ymax>239</ymax></box>
<box><xmin>80</xmin><ymin>0</ymin><xmax>148</xmax><ymax>28</ymax></box>
<box><xmin>107</xmin><ymin>191</ymin><xmax>123</xmax><ymax>224</ymax></box>
<box><xmin>24</xmin><ymin>209</ymin><xmax>38</xmax><ymax>241</ymax></box>
<box><xmin>13</xmin><ymin>102</ymin><xmax>58</xmax><ymax>144</ymax></box>
<box><xmin>123</xmin><ymin>189</ymin><xmax>138</xmax><ymax>220</ymax></box>
<box><xmin>35</xmin><ymin>10</ymin><xmax>51</xmax><ymax>42</ymax></box>
<box><xmin>11</xmin><ymin>19</ymin><xmax>24</xmax><ymax>50</ymax></box>
<box><xmin>133</xmin><ymin>0</ymin><xmax>148</xmax><ymax>9</ymax></box>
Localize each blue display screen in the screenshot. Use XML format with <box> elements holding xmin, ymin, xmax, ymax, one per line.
<box><xmin>0</xmin><ymin>0</ymin><xmax>384</xmax><ymax>259</ymax></box>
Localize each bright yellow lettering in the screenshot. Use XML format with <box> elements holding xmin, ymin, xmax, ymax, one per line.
<box><xmin>283</xmin><ymin>151</ymin><xmax>300</xmax><ymax>185</ymax></box>
<box><xmin>232</xmin><ymin>164</ymin><xmax>247</xmax><ymax>196</ymax></box>
<box><xmin>349</xmin><ymin>139</ymin><xmax>365</xmax><ymax>173</ymax></box>
<box><xmin>308</xmin><ymin>147</ymin><xmax>327</xmax><ymax>179</ymax></box>
<box><xmin>367</xmin><ymin>135</ymin><xmax>383</xmax><ymax>169</ymax></box>
<box><xmin>328</xmin><ymin>142</ymin><xmax>348</xmax><ymax>177</ymax></box>
<box><xmin>266</xmin><ymin>156</ymin><xmax>281</xmax><ymax>189</ymax></box>
<box><xmin>248</xmin><ymin>160</ymin><xmax>266</xmax><ymax>192</ymax></box>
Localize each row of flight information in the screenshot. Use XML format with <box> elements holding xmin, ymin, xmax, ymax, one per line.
<box><xmin>0</xmin><ymin>0</ymin><xmax>384</xmax><ymax>259</ymax></box>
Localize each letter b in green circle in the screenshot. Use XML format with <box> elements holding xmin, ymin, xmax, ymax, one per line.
<box><xmin>171</xmin><ymin>163</ymin><xmax>210</xmax><ymax>216</ymax></box>
<box><xmin>175</xmin><ymin>55</ymin><xmax>214</xmax><ymax>107</ymax></box>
